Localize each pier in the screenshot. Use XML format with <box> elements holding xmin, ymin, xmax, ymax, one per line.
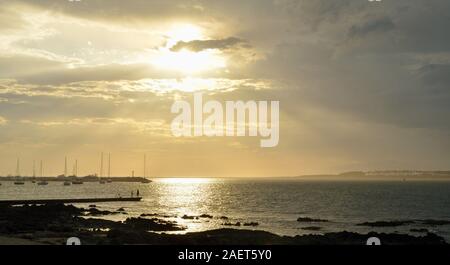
<box><xmin>0</xmin><ymin>197</ymin><xmax>142</xmax><ymax>206</ymax></box>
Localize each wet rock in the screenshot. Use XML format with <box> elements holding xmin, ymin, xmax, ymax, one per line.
<box><xmin>410</xmin><ymin>228</ymin><xmax>429</xmax><ymax>233</ymax></box>
<box><xmin>199</xmin><ymin>214</ymin><xmax>213</xmax><ymax>219</ymax></box>
<box><xmin>77</xmin><ymin>217</ymin><xmax>120</xmax><ymax>230</ymax></box>
<box><xmin>85</xmin><ymin>208</ymin><xmax>118</xmax><ymax>216</ymax></box>
<box><xmin>107</xmin><ymin>228</ymin><xmax>447</xmax><ymax>245</ymax></box>
<box><xmin>89</xmin><ymin>205</ymin><xmax>96</xmax><ymax>208</ymax></box>
<box><xmin>182</xmin><ymin>215</ymin><xmax>197</xmax><ymax>220</ymax></box>
<box><xmin>140</xmin><ymin>213</ymin><xmax>158</xmax><ymax>217</ymax></box>
<box><xmin>301</xmin><ymin>226</ymin><xmax>321</xmax><ymax>231</ymax></box>
<box><xmin>141</xmin><ymin>213</ymin><xmax>176</xmax><ymax>218</ymax></box>
<box><xmin>243</xmin><ymin>222</ymin><xmax>259</xmax><ymax>227</ymax></box>
<box><xmin>297</xmin><ymin>217</ymin><xmax>329</xmax><ymax>223</ymax></box>
<box><xmin>420</xmin><ymin>219</ymin><xmax>450</xmax><ymax>226</ymax></box>
<box><xmin>124</xmin><ymin>217</ymin><xmax>185</xmax><ymax>231</ymax></box>
<box><xmin>117</xmin><ymin>207</ymin><xmax>126</xmax><ymax>212</ymax></box>
<box><xmin>0</xmin><ymin>203</ymin><xmax>82</xmax><ymax>234</ymax></box>
<box><xmin>223</xmin><ymin>222</ymin><xmax>241</xmax><ymax>227</ymax></box>
<box><xmin>357</xmin><ymin>220</ymin><xmax>414</xmax><ymax>227</ymax></box>
<box><xmin>291</xmin><ymin>231</ymin><xmax>446</xmax><ymax>245</ymax></box>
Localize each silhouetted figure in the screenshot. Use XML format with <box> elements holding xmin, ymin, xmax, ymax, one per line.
<box><xmin>137</xmin><ymin>189</ymin><xmax>140</xmax><ymax>197</ymax></box>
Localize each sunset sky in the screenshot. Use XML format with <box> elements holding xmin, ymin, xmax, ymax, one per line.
<box><xmin>0</xmin><ymin>0</ymin><xmax>449</xmax><ymax>177</ymax></box>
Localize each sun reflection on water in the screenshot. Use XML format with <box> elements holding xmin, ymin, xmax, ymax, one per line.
<box><xmin>150</xmin><ymin>178</ymin><xmax>222</xmax><ymax>233</ymax></box>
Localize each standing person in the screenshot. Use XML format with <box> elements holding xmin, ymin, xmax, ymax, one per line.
<box><xmin>137</xmin><ymin>189</ymin><xmax>140</xmax><ymax>197</ymax></box>
<box><xmin>131</xmin><ymin>191</ymin><xmax>133</xmax><ymax>197</ymax></box>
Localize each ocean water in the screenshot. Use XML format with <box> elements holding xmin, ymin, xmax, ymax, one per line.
<box><xmin>1</xmin><ymin>178</ymin><xmax>450</xmax><ymax>241</ymax></box>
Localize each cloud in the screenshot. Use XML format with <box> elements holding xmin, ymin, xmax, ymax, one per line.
<box><xmin>0</xmin><ymin>116</ymin><xmax>7</xmax><ymax>125</ymax></box>
<box><xmin>170</xmin><ymin>37</ymin><xmax>248</xmax><ymax>52</ymax></box>
<box><xmin>273</xmin><ymin>0</ymin><xmax>363</xmax><ymax>33</ymax></box>
<box><xmin>0</xmin><ymin>6</ymin><xmax>29</xmax><ymax>32</ymax></box>
<box><xmin>13</xmin><ymin>0</ymin><xmax>206</xmax><ymax>27</ymax></box>
<box><xmin>418</xmin><ymin>63</ymin><xmax>450</xmax><ymax>88</ymax></box>
<box><xmin>0</xmin><ymin>54</ymin><xmax>67</xmax><ymax>79</ymax></box>
<box><xmin>20</xmin><ymin>117</ymin><xmax>171</xmax><ymax>137</ymax></box>
<box><xmin>348</xmin><ymin>16</ymin><xmax>395</xmax><ymax>39</ymax></box>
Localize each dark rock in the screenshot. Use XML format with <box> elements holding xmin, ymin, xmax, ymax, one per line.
<box><xmin>297</xmin><ymin>217</ymin><xmax>329</xmax><ymax>223</ymax></box>
<box><xmin>117</xmin><ymin>207</ymin><xmax>126</xmax><ymax>212</ymax></box>
<box><xmin>199</xmin><ymin>214</ymin><xmax>213</xmax><ymax>219</ymax></box>
<box><xmin>410</xmin><ymin>228</ymin><xmax>429</xmax><ymax>233</ymax></box>
<box><xmin>0</xmin><ymin>203</ymin><xmax>82</xmax><ymax>234</ymax></box>
<box><xmin>291</xmin><ymin>231</ymin><xmax>446</xmax><ymax>245</ymax></box>
<box><xmin>219</xmin><ymin>216</ymin><xmax>229</xmax><ymax>220</ymax></box>
<box><xmin>420</xmin><ymin>219</ymin><xmax>450</xmax><ymax>226</ymax></box>
<box><xmin>89</xmin><ymin>205</ymin><xmax>96</xmax><ymax>208</ymax></box>
<box><xmin>243</xmin><ymin>222</ymin><xmax>259</xmax><ymax>227</ymax></box>
<box><xmin>301</xmin><ymin>226</ymin><xmax>322</xmax><ymax>231</ymax></box>
<box><xmin>124</xmin><ymin>217</ymin><xmax>185</xmax><ymax>231</ymax></box>
<box><xmin>85</xmin><ymin>208</ymin><xmax>118</xmax><ymax>216</ymax></box>
<box><xmin>182</xmin><ymin>215</ymin><xmax>196</xmax><ymax>220</ymax></box>
<box><xmin>223</xmin><ymin>222</ymin><xmax>241</xmax><ymax>227</ymax></box>
<box><xmin>77</xmin><ymin>217</ymin><xmax>120</xmax><ymax>230</ymax></box>
<box><xmin>140</xmin><ymin>213</ymin><xmax>158</xmax><ymax>217</ymax></box>
<box><xmin>107</xmin><ymin>228</ymin><xmax>447</xmax><ymax>245</ymax></box>
<box><xmin>141</xmin><ymin>213</ymin><xmax>175</xmax><ymax>218</ymax></box>
<box><xmin>357</xmin><ymin>220</ymin><xmax>414</xmax><ymax>227</ymax></box>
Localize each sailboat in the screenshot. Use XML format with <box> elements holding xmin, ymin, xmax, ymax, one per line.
<box><xmin>14</xmin><ymin>158</ymin><xmax>25</xmax><ymax>185</ymax></box>
<box><xmin>106</xmin><ymin>153</ymin><xmax>112</xmax><ymax>183</ymax></box>
<box><xmin>141</xmin><ymin>154</ymin><xmax>152</xmax><ymax>183</ymax></box>
<box><xmin>68</xmin><ymin>159</ymin><xmax>79</xmax><ymax>185</ymax></box>
<box><xmin>37</xmin><ymin>181</ymin><xmax>48</xmax><ymax>186</ymax></box>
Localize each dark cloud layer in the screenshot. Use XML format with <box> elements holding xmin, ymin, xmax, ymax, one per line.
<box><xmin>170</xmin><ymin>37</ymin><xmax>247</xmax><ymax>52</ymax></box>
<box><xmin>347</xmin><ymin>16</ymin><xmax>395</xmax><ymax>39</ymax></box>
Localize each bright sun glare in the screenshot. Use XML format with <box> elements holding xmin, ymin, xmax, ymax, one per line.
<box><xmin>152</xmin><ymin>24</ymin><xmax>226</xmax><ymax>74</ymax></box>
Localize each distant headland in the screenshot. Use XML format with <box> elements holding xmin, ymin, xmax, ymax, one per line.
<box><xmin>293</xmin><ymin>170</ymin><xmax>450</xmax><ymax>180</ymax></box>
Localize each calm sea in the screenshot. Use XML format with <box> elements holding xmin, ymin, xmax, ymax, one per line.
<box><xmin>1</xmin><ymin>178</ymin><xmax>450</xmax><ymax>241</ymax></box>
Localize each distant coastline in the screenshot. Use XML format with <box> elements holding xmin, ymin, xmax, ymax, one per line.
<box><xmin>289</xmin><ymin>170</ymin><xmax>450</xmax><ymax>181</ymax></box>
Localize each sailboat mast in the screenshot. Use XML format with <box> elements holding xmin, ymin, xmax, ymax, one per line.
<box><xmin>100</xmin><ymin>152</ymin><xmax>103</xmax><ymax>177</ymax></box>
<box><xmin>64</xmin><ymin>156</ymin><xmax>67</xmax><ymax>177</ymax></box>
<box><xmin>144</xmin><ymin>154</ymin><xmax>146</xmax><ymax>178</ymax></box>
<box><xmin>108</xmin><ymin>153</ymin><xmax>111</xmax><ymax>178</ymax></box>
<box><xmin>16</xmin><ymin>158</ymin><xmax>20</xmax><ymax>177</ymax></box>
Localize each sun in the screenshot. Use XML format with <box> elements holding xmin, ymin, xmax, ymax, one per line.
<box><xmin>151</xmin><ymin>24</ymin><xmax>227</xmax><ymax>74</ymax></box>
<box><xmin>152</xmin><ymin>49</ymin><xmax>226</xmax><ymax>74</ymax></box>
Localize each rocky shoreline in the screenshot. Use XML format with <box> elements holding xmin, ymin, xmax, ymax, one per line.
<box><xmin>0</xmin><ymin>204</ymin><xmax>447</xmax><ymax>245</ymax></box>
